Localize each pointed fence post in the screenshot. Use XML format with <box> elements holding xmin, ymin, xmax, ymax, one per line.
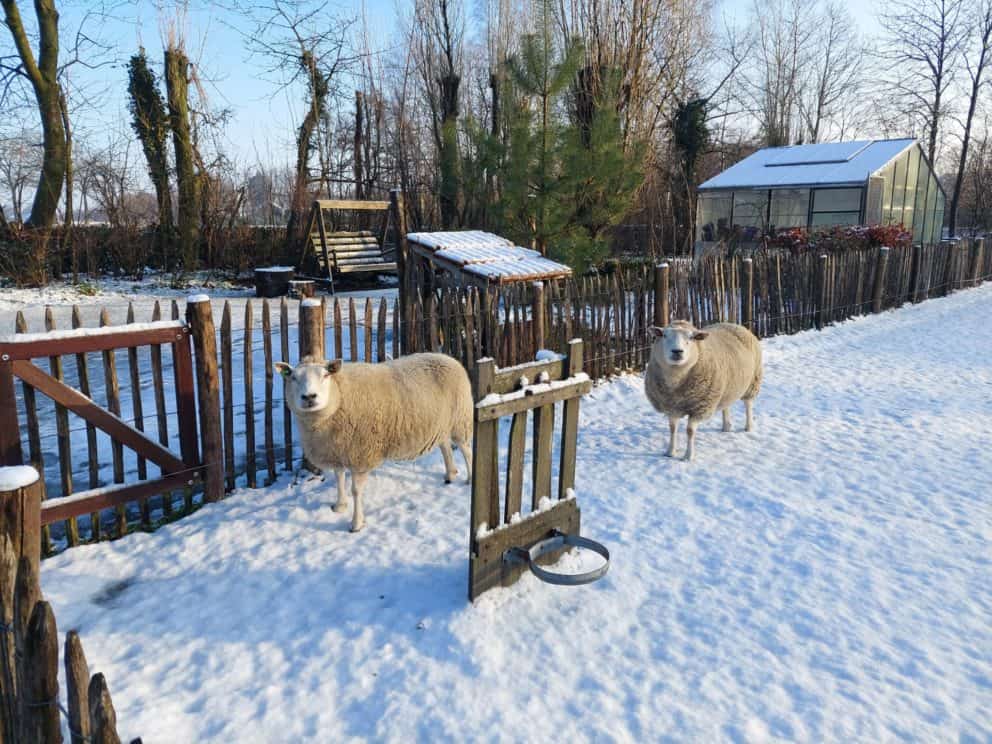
<box><xmin>64</xmin><ymin>631</ymin><xmax>90</xmax><ymax>744</ymax></box>
<box><xmin>389</xmin><ymin>189</ymin><xmax>410</xmax><ymax>354</ymax></box>
<box><xmin>186</xmin><ymin>297</ymin><xmax>224</xmax><ymax>503</ymax></box>
<box><xmin>872</xmin><ymin>247</ymin><xmax>890</xmax><ymax>314</ymax></box>
<box><xmin>23</xmin><ymin>601</ymin><xmax>59</xmax><ymax>744</ymax></box>
<box><xmin>531</xmin><ymin>281</ymin><xmax>545</xmax><ymax>352</ymax></box>
<box><xmin>972</xmin><ymin>238</ymin><xmax>985</xmax><ymax>288</ymax></box>
<box><xmin>654</xmin><ymin>262</ymin><xmax>669</xmax><ymax>329</ymax></box>
<box><xmin>816</xmin><ymin>254</ymin><xmax>829</xmax><ymax>330</ymax></box>
<box><xmin>88</xmin><ymin>674</ymin><xmax>121</xmax><ymax>744</ymax></box>
<box><xmin>742</xmin><ymin>257</ymin><xmax>754</xmax><ymax>332</ymax></box>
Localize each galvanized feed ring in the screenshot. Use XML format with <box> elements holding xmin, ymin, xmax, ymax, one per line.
<box><xmin>518</xmin><ymin>533</ymin><xmax>610</xmax><ymax>586</ymax></box>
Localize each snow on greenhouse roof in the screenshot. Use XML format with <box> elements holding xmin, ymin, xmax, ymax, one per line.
<box><xmin>407</xmin><ymin>231</ymin><xmax>572</xmax><ymax>284</ymax></box>
<box><xmin>699</xmin><ymin>138</ymin><xmax>917</xmax><ymax>190</ymax></box>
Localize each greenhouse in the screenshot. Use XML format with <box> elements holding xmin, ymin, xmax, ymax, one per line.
<box><xmin>695</xmin><ymin>138</ymin><xmax>946</xmax><ymax>249</ymax></box>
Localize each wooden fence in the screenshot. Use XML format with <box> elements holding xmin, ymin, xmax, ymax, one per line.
<box><xmin>1</xmin><ymin>468</ymin><xmax>137</xmax><ymax>744</ymax></box>
<box><xmin>3</xmin><ymin>239</ymin><xmax>989</xmax><ymax>555</ymax></box>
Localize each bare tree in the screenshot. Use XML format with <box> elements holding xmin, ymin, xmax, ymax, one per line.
<box><xmin>797</xmin><ymin>1</ymin><xmax>864</xmax><ymax>143</ymax></box>
<box><xmin>1</xmin><ymin>0</ymin><xmax>65</xmax><ymax>228</ymax></box>
<box><xmin>877</xmin><ymin>0</ymin><xmax>966</xmax><ymax>167</ymax></box>
<box><xmin>239</xmin><ymin>0</ymin><xmax>356</xmax><ymax>248</ymax></box>
<box><xmin>948</xmin><ymin>0</ymin><xmax>992</xmax><ymax>236</ymax></box>
<box><xmin>0</xmin><ymin>127</ymin><xmax>41</xmax><ymax>223</ymax></box>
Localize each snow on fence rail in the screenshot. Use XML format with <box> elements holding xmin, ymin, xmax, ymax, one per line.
<box><xmin>1</xmin><ymin>238</ymin><xmax>989</xmax><ymax>557</ymax></box>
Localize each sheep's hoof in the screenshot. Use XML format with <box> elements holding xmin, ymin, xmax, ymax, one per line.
<box><xmin>332</xmin><ymin>501</ymin><xmax>349</xmax><ymax>513</ymax></box>
<box><xmin>350</xmin><ymin>521</ymin><xmax>365</xmax><ymax>533</ymax></box>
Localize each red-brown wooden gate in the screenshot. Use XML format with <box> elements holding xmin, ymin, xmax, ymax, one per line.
<box><xmin>0</xmin><ymin>320</ymin><xmax>202</xmax><ymax>528</ymax></box>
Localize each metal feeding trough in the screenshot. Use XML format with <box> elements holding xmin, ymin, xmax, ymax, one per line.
<box><xmin>507</xmin><ymin>531</ymin><xmax>610</xmax><ymax>586</ymax></box>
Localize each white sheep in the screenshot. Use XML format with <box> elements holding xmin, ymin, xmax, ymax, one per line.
<box><xmin>275</xmin><ymin>353</ymin><xmax>473</xmax><ymax>531</ymax></box>
<box><xmin>644</xmin><ymin>320</ymin><xmax>762</xmax><ymax>461</ymax></box>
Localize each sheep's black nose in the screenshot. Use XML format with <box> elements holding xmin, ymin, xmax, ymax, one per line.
<box><xmin>671</xmin><ymin>349</ymin><xmax>684</xmax><ymax>358</ymax></box>
<box><xmin>302</xmin><ymin>393</ymin><xmax>317</xmax><ymax>401</ymax></box>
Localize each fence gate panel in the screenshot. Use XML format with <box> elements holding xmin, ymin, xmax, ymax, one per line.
<box><xmin>0</xmin><ymin>321</ymin><xmax>202</xmax><ymax>531</ymax></box>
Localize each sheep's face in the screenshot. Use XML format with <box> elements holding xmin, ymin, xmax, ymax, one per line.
<box><xmin>649</xmin><ymin>324</ymin><xmax>708</xmax><ymax>368</ymax></box>
<box><xmin>275</xmin><ymin>359</ymin><xmax>342</xmax><ymax>415</ymax></box>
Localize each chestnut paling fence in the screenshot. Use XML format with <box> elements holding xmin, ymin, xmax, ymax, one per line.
<box><xmin>1</xmin><ymin>239</ymin><xmax>989</xmax><ymax>555</ymax></box>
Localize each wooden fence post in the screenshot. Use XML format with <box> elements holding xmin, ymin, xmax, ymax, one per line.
<box><xmin>64</xmin><ymin>631</ymin><xmax>89</xmax><ymax>744</ymax></box>
<box><xmin>742</xmin><ymin>257</ymin><xmax>754</xmax><ymax>331</ymax></box>
<box><xmin>298</xmin><ymin>299</ymin><xmax>325</xmax><ymax>359</ymax></box>
<box><xmin>816</xmin><ymin>254</ymin><xmax>829</xmax><ymax>330</ymax></box>
<box><xmin>23</xmin><ymin>601</ymin><xmax>59</xmax><ymax>744</ymax></box>
<box><xmin>88</xmin><ymin>674</ymin><xmax>121</xmax><ymax>744</ymax></box>
<box><xmin>653</xmin><ymin>262</ymin><xmax>669</xmax><ymax>328</ymax></box>
<box><xmin>0</xmin><ymin>466</ymin><xmax>42</xmax><ymax>744</ymax></box>
<box><xmin>532</xmin><ymin>281</ymin><xmax>545</xmax><ymax>352</ymax></box>
<box><xmin>972</xmin><ymin>238</ymin><xmax>985</xmax><ymax>287</ymax></box>
<box><xmin>389</xmin><ymin>189</ymin><xmax>410</xmax><ymax>354</ymax></box>
<box><xmin>186</xmin><ymin>297</ymin><xmax>224</xmax><ymax>503</ymax></box>
<box><xmin>872</xmin><ymin>247</ymin><xmax>890</xmax><ymax>314</ymax></box>
<box><xmin>468</xmin><ymin>358</ymin><xmax>499</xmax><ymax>599</ymax></box>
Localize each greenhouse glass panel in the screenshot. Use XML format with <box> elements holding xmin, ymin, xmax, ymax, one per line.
<box><xmin>733</xmin><ymin>191</ymin><xmax>768</xmax><ymax>228</ymax></box>
<box><xmin>903</xmin><ymin>146</ymin><xmax>919</xmax><ymax>231</ymax></box>
<box><xmin>912</xmin><ymin>158</ymin><xmax>931</xmax><ymax>241</ymax></box>
<box><xmin>813</xmin><ymin>188</ymin><xmax>861</xmax><ymax>212</ymax></box>
<box><xmin>769</xmin><ymin>189</ymin><xmax>809</xmax><ymax>230</ymax></box>
<box><xmin>878</xmin><ymin>162</ymin><xmax>894</xmax><ymax>222</ymax></box>
<box><xmin>811</xmin><ymin>212</ymin><xmax>860</xmax><ymax>227</ymax></box>
<box><xmin>924</xmin><ymin>173</ymin><xmax>938</xmax><ymax>244</ymax></box>
<box><xmin>890</xmin><ymin>150</ymin><xmax>906</xmax><ymax>225</ymax></box>
<box><xmin>697</xmin><ymin>193</ymin><xmax>732</xmax><ymax>242</ymax></box>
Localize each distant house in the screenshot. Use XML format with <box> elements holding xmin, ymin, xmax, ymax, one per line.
<box><xmin>695</xmin><ymin>138</ymin><xmax>947</xmax><ymax>249</ymax></box>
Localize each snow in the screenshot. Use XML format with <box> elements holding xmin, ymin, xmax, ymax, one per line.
<box><xmin>0</xmin><ymin>319</ymin><xmax>181</xmax><ymax>344</ymax></box>
<box><xmin>534</xmin><ymin>349</ymin><xmax>560</xmax><ymax>362</ymax></box>
<box><xmin>186</xmin><ymin>294</ymin><xmax>210</xmax><ymax>304</ymax></box>
<box><xmin>0</xmin><ymin>465</ymin><xmax>40</xmax><ymax>490</ymax></box>
<box><xmin>254</xmin><ymin>266</ymin><xmax>296</xmax><ymax>273</ymax></box>
<box><xmin>300</xmin><ymin>298</ymin><xmax>322</xmax><ymax>308</ymax></box>
<box><xmin>39</xmin><ymin>284</ymin><xmax>992</xmax><ymax>742</ymax></box>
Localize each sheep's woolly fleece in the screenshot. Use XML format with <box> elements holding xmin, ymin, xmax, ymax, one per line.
<box><xmin>43</xmin><ymin>283</ymin><xmax>992</xmax><ymax>743</ymax></box>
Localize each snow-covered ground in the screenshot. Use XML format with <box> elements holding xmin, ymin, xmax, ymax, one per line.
<box><xmin>41</xmin><ymin>284</ymin><xmax>992</xmax><ymax>742</ymax></box>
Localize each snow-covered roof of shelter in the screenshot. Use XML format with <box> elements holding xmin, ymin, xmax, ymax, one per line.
<box><xmin>407</xmin><ymin>230</ymin><xmax>571</xmax><ymax>284</ymax></box>
<box><xmin>698</xmin><ymin>138</ymin><xmax>918</xmax><ymax>190</ymax></box>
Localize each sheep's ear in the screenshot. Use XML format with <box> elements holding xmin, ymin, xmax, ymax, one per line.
<box><xmin>649</xmin><ymin>326</ymin><xmax>665</xmax><ymax>339</ymax></box>
<box><xmin>692</xmin><ymin>332</ymin><xmax>708</xmax><ymax>341</ymax></box>
<box><xmin>326</xmin><ymin>359</ymin><xmax>342</xmax><ymax>374</ymax></box>
<box><xmin>274</xmin><ymin>362</ymin><xmax>292</xmax><ymax>378</ymax></box>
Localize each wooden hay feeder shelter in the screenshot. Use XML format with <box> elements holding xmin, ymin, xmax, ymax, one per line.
<box><xmin>405</xmin><ymin>231</ymin><xmax>572</xmax><ymax>290</ymax></box>
<box><xmin>468</xmin><ymin>339</ymin><xmax>609</xmax><ymax>601</ymax></box>
<box><xmin>303</xmin><ymin>199</ymin><xmax>399</xmax><ymax>291</ymax></box>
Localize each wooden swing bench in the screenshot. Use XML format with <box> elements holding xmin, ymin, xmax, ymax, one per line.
<box><xmin>303</xmin><ymin>199</ymin><xmax>397</xmax><ymax>288</ymax></box>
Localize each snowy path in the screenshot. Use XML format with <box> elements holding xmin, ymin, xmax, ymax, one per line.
<box><xmin>43</xmin><ymin>285</ymin><xmax>992</xmax><ymax>742</ymax></box>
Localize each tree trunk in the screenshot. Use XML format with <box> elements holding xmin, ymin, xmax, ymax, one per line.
<box><xmin>438</xmin><ymin>73</ymin><xmax>460</xmax><ymax>229</ymax></box>
<box><xmin>286</xmin><ymin>52</ymin><xmax>324</xmax><ymax>252</ymax></box>
<box><xmin>354</xmin><ymin>90</ymin><xmax>364</xmax><ymax>200</ymax></box>
<box><xmin>1</xmin><ymin>0</ymin><xmax>67</xmax><ymax>230</ymax></box>
<box><xmin>164</xmin><ymin>46</ymin><xmax>199</xmax><ymax>271</ymax></box>
<box><xmin>60</xmin><ymin>87</ymin><xmax>76</xmax><ymax>283</ymax></box>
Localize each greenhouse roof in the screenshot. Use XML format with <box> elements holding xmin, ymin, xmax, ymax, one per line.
<box><xmin>699</xmin><ymin>138</ymin><xmax>917</xmax><ymax>190</ymax></box>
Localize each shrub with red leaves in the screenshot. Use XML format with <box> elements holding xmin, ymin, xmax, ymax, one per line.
<box><xmin>766</xmin><ymin>224</ymin><xmax>912</xmax><ymax>255</ymax></box>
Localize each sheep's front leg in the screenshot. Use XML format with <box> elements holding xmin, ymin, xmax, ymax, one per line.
<box><xmin>456</xmin><ymin>441</ymin><xmax>472</xmax><ymax>483</ymax></box>
<box><xmin>684</xmin><ymin>419</ymin><xmax>699</xmax><ymax>461</ymax></box>
<box><xmin>439</xmin><ymin>441</ymin><xmax>458</xmax><ymax>483</ymax></box>
<box><xmin>332</xmin><ymin>468</ymin><xmax>349</xmax><ymax>513</ymax></box>
<box><xmin>350</xmin><ymin>471</ymin><xmax>368</xmax><ymax>532</ymax></box>
<box><xmin>744</xmin><ymin>399</ymin><xmax>755</xmax><ymax>432</ymax></box>
<box><xmin>722</xmin><ymin>409</ymin><xmax>732</xmax><ymax>432</ymax></box>
<box><xmin>666</xmin><ymin>417</ymin><xmax>679</xmax><ymax>457</ymax></box>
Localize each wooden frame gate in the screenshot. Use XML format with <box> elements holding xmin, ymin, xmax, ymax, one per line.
<box><xmin>0</xmin><ymin>320</ymin><xmax>202</xmax><ymax>529</ymax></box>
<box><xmin>468</xmin><ymin>339</ymin><xmax>596</xmax><ymax>600</ymax></box>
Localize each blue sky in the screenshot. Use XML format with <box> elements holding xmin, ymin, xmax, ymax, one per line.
<box><xmin>29</xmin><ymin>0</ymin><xmax>884</xmax><ymax>171</ymax></box>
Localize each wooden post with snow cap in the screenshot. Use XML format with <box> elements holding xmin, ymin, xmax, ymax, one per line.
<box><xmin>872</xmin><ymin>246</ymin><xmax>890</xmax><ymax>314</ymax></box>
<box><xmin>0</xmin><ymin>465</ymin><xmax>42</xmax><ymax>744</ymax></box>
<box><xmin>654</xmin><ymin>262</ymin><xmax>669</xmax><ymax>329</ymax></box>
<box><xmin>742</xmin><ymin>257</ymin><xmax>754</xmax><ymax>332</ymax></box>
<box><xmin>186</xmin><ymin>296</ymin><xmax>224</xmax><ymax>503</ymax></box>
<box><xmin>531</xmin><ymin>281</ymin><xmax>545</xmax><ymax>353</ymax></box>
<box><xmin>298</xmin><ymin>299</ymin><xmax>325</xmax><ymax>359</ymax></box>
